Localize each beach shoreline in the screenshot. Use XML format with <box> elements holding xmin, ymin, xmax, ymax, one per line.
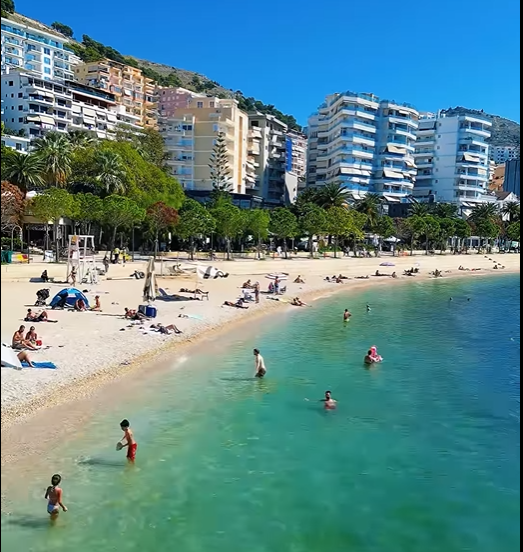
<box><xmin>1</xmin><ymin>254</ymin><xmax>519</xmax><ymax>437</ymax></box>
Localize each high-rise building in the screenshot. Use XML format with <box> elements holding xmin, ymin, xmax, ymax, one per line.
<box><xmin>489</xmin><ymin>145</ymin><xmax>520</xmax><ymax>164</ymax></box>
<box><xmin>306</xmin><ymin>92</ymin><xmax>418</xmax><ymax>201</ymax></box>
<box><xmin>159</xmin><ymin>97</ymin><xmax>248</xmax><ymax>193</ymax></box>
<box><xmin>503</xmin><ymin>159</ymin><xmax>520</xmax><ymax>198</ymax></box>
<box><xmin>157</xmin><ymin>87</ymin><xmax>206</xmax><ymax>117</ymax></box>
<box><xmin>75</xmin><ymin>60</ymin><xmax>157</xmax><ymax>128</ymax></box>
<box><xmin>413</xmin><ymin>112</ymin><xmax>492</xmax><ymax>207</ymax></box>
<box><xmin>1</xmin><ymin>71</ymin><xmax>72</xmax><ymax>139</ymax></box>
<box><xmin>286</xmin><ymin>129</ymin><xmax>308</xmax><ymax>181</ymax></box>
<box><xmin>1</xmin><ymin>18</ymin><xmax>80</xmax><ymax>81</ymax></box>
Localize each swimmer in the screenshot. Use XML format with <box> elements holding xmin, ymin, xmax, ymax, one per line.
<box><xmin>45</xmin><ymin>474</ymin><xmax>67</xmax><ymax>519</ymax></box>
<box><xmin>366</xmin><ymin>304</ymin><xmax>371</xmax><ymax>312</ymax></box>
<box><xmin>254</xmin><ymin>348</ymin><xmax>267</xmax><ymax>378</ymax></box>
<box><xmin>118</xmin><ymin>419</ymin><xmax>137</xmax><ymax>463</ymax></box>
<box><xmin>370</xmin><ymin>346</ymin><xmax>383</xmax><ymax>362</ymax></box>
<box><xmin>321</xmin><ymin>390</ymin><xmax>337</xmax><ymax>410</ymax></box>
<box><xmin>364</xmin><ymin>350</ymin><xmax>376</xmax><ymax>365</ymax></box>
<box><xmin>343</xmin><ymin>309</ymin><xmax>352</xmax><ymax>321</ymax></box>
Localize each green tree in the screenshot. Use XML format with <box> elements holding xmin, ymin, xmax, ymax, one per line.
<box><xmin>1</xmin><ymin>0</ymin><xmax>15</xmax><ymax>15</ymax></box>
<box><xmin>211</xmin><ymin>202</ymin><xmax>246</xmax><ymax>260</ymax></box>
<box><xmin>3</xmin><ymin>152</ymin><xmax>44</xmax><ymax>193</ymax></box>
<box><xmin>246</xmin><ymin>209</ymin><xmax>271</xmax><ymax>259</ymax></box>
<box><xmin>409</xmin><ymin>202</ymin><xmax>431</xmax><ymax>217</ymax></box>
<box><xmin>71</xmin><ymin>193</ymin><xmax>103</xmax><ymax>235</ymax></box>
<box><xmin>67</xmin><ymin>130</ymin><xmax>97</xmax><ymax>150</ymax></box>
<box><xmin>436</xmin><ymin>217</ymin><xmax>456</xmax><ymax>254</ymax></box>
<box><xmin>422</xmin><ymin>215</ymin><xmax>440</xmax><ymax>255</ymax></box>
<box><xmin>102</xmin><ymin>195</ymin><xmax>146</xmax><ymax>253</ymax></box>
<box><xmin>473</xmin><ymin>219</ymin><xmax>500</xmax><ymax>252</ymax></box>
<box><xmin>401</xmin><ymin>215</ymin><xmax>426</xmax><ymax>256</ymax></box>
<box><xmin>30</xmin><ymin>188</ymin><xmax>75</xmax><ymax>259</ymax></box>
<box><xmin>501</xmin><ymin>201</ymin><xmax>520</xmax><ymax>223</ymax></box>
<box><xmin>469</xmin><ymin>203</ymin><xmax>499</xmax><ymax>226</ymax></box>
<box><xmin>374</xmin><ymin>215</ymin><xmax>396</xmax><ymax>256</ymax></box>
<box><xmin>33</xmin><ymin>132</ymin><xmax>72</xmax><ymax>187</ymax></box>
<box><xmin>50</xmin><ymin>22</ymin><xmax>74</xmax><ymax>38</ymax></box>
<box><xmin>506</xmin><ymin>221</ymin><xmax>520</xmax><ymax>242</ymax></box>
<box><xmin>318</xmin><ymin>182</ymin><xmax>350</xmax><ymax>209</ymax></box>
<box><xmin>176</xmin><ymin>199</ymin><xmax>216</xmax><ymax>260</ymax></box>
<box><xmin>454</xmin><ymin>218</ymin><xmax>472</xmax><ymax>251</ymax></box>
<box><xmin>113</xmin><ymin>127</ymin><xmax>166</xmax><ymax>169</ymax></box>
<box><xmin>354</xmin><ymin>193</ymin><xmax>382</xmax><ymax>230</ymax></box>
<box><xmin>146</xmin><ymin>202</ymin><xmax>179</xmax><ymax>258</ymax></box>
<box><xmin>433</xmin><ymin>203</ymin><xmax>459</xmax><ymax>219</ymax></box>
<box><xmin>325</xmin><ymin>206</ymin><xmax>358</xmax><ymax>258</ymax></box>
<box><xmin>299</xmin><ymin>203</ymin><xmax>326</xmax><ymax>257</ymax></box>
<box><xmin>209</xmin><ymin>132</ymin><xmax>232</xmax><ymax>192</ymax></box>
<box><xmin>269</xmin><ymin>207</ymin><xmax>299</xmax><ymax>258</ymax></box>
<box><xmin>94</xmin><ymin>150</ymin><xmax>127</xmax><ymax>195</ymax></box>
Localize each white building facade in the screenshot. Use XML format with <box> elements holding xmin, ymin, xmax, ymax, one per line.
<box><xmin>489</xmin><ymin>145</ymin><xmax>520</xmax><ymax>164</ymax></box>
<box><xmin>1</xmin><ymin>18</ymin><xmax>80</xmax><ymax>82</ymax></box>
<box><xmin>306</xmin><ymin>92</ymin><xmax>419</xmax><ymax>201</ymax></box>
<box><xmin>413</xmin><ymin>112</ymin><xmax>492</xmax><ymax>207</ymax></box>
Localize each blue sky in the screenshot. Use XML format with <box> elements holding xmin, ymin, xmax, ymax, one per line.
<box><xmin>17</xmin><ymin>0</ymin><xmax>521</xmax><ymax>125</ymax></box>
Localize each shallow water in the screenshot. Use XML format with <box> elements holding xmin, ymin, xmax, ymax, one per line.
<box><xmin>1</xmin><ymin>276</ymin><xmax>520</xmax><ymax>552</ymax></box>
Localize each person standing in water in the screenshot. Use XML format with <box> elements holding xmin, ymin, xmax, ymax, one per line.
<box><xmin>118</xmin><ymin>419</ymin><xmax>137</xmax><ymax>463</ymax></box>
<box><xmin>321</xmin><ymin>391</ymin><xmax>337</xmax><ymax>410</ymax></box>
<box><xmin>45</xmin><ymin>474</ymin><xmax>67</xmax><ymax>519</ymax></box>
<box><xmin>366</xmin><ymin>304</ymin><xmax>371</xmax><ymax>312</ymax></box>
<box><xmin>253</xmin><ymin>348</ymin><xmax>267</xmax><ymax>378</ymax></box>
<box><xmin>343</xmin><ymin>309</ymin><xmax>352</xmax><ymax>321</ymax></box>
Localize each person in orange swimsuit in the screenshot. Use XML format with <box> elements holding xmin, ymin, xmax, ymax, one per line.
<box><xmin>118</xmin><ymin>419</ymin><xmax>137</xmax><ymax>462</ymax></box>
<box><xmin>45</xmin><ymin>474</ymin><xmax>67</xmax><ymax>519</ymax></box>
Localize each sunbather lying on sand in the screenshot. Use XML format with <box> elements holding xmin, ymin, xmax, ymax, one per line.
<box><xmin>25</xmin><ymin>309</ymin><xmax>57</xmax><ymax>323</ymax></box>
<box><xmin>224</xmin><ymin>299</ymin><xmax>249</xmax><ymax>309</ymax></box>
<box><xmin>180</xmin><ymin>288</ymin><xmax>208</xmax><ymax>295</ymax></box>
<box><xmin>0</xmin><ymin>350</ymin><xmax>33</xmax><ymax>369</ymax></box>
<box><xmin>355</xmin><ymin>275</ymin><xmax>370</xmax><ymax>280</ymax></box>
<box><xmin>150</xmin><ymin>323</ymin><xmax>182</xmax><ymax>335</ymax></box>
<box><xmin>124</xmin><ymin>308</ymin><xmax>147</xmax><ymax>320</ymax></box>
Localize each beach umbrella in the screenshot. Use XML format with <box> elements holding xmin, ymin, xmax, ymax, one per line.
<box><xmin>266</xmin><ymin>273</ymin><xmax>288</xmax><ymax>280</ymax></box>
<box><xmin>384</xmin><ymin>237</ymin><xmax>401</xmax><ymax>243</ymax></box>
<box><xmin>142</xmin><ymin>257</ymin><xmax>158</xmax><ymax>302</ymax></box>
<box><xmin>380</xmin><ymin>262</ymin><xmax>395</xmax><ymax>267</ymax></box>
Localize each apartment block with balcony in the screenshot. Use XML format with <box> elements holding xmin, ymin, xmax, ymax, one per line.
<box><xmin>159</xmin><ymin>115</ymin><xmax>196</xmax><ymax>190</ymax></box>
<box><xmin>158</xmin><ymin>87</ymin><xmax>206</xmax><ymax>117</ymax></box>
<box><xmin>1</xmin><ymin>132</ymin><xmax>30</xmax><ymax>152</ymax></box>
<box><xmin>413</xmin><ymin>112</ymin><xmax>492</xmax><ymax>208</ymax></box>
<box><xmin>286</xmin><ymin>129</ymin><xmax>308</xmax><ymax>183</ymax></box>
<box><xmin>489</xmin><ymin>145</ymin><xmax>520</xmax><ymax>164</ymax></box>
<box><xmin>159</xmin><ymin>97</ymin><xmax>248</xmax><ymax>193</ymax></box>
<box><xmin>306</xmin><ymin>92</ymin><xmax>418</xmax><ymax>201</ymax></box>
<box><xmin>75</xmin><ymin>60</ymin><xmax>157</xmax><ymax>128</ymax></box>
<box><xmin>1</xmin><ymin>70</ymin><xmax>72</xmax><ymax>139</ymax></box>
<box><xmin>1</xmin><ymin>18</ymin><xmax>80</xmax><ymax>81</ymax></box>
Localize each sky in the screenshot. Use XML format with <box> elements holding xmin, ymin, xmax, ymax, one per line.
<box><xmin>16</xmin><ymin>0</ymin><xmax>521</xmax><ymax>125</ymax></box>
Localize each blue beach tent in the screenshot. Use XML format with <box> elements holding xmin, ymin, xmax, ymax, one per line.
<box><xmin>50</xmin><ymin>288</ymin><xmax>90</xmax><ymax>309</ymax></box>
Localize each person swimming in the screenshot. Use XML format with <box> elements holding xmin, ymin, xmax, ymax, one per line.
<box><xmin>343</xmin><ymin>309</ymin><xmax>352</xmax><ymax>321</ymax></box>
<box><xmin>321</xmin><ymin>390</ymin><xmax>337</xmax><ymax>410</ymax></box>
<box><xmin>370</xmin><ymin>346</ymin><xmax>383</xmax><ymax>362</ymax></box>
<box><xmin>366</xmin><ymin>304</ymin><xmax>371</xmax><ymax>312</ymax></box>
<box><xmin>364</xmin><ymin>350</ymin><xmax>376</xmax><ymax>365</ymax></box>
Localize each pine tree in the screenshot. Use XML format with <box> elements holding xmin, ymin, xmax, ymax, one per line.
<box><xmin>208</xmin><ymin>132</ymin><xmax>232</xmax><ymax>192</ymax></box>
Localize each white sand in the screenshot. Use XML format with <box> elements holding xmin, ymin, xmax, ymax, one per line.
<box><xmin>1</xmin><ymin>252</ymin><xmax>519</xmax><ymax>425</ymax></box>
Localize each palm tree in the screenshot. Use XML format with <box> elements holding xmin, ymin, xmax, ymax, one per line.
<box><xmin>318</xmin><ymin>182</ymin><xmax>350</xmax><ymax>209</ymax></box>
<box><xmin>33</xmin><ymin>132</ymin><xmax>72</xmax><ymax>187</ymax></box>
<box><xmin>94</xmin><ymin>150</ymin><xmax>127</xmax><ymax>195</ymax></box>
<box><xmin>433</xmin><ymin>202</ymin><xmax>458</xmax><ymax>219</ymax></box>
<box><xmin>409</xmin><ymin>202</ymin><xmax>431</xmax><ymax>217</ymax></box>
<box><xmin>468</xmin><ymin>203</ymin><xmax>499</xmax><ymax>225</ymax></box>
<box><xmin>502</xmin><ymin>201</ymin><xmax>520</xmax><ymax>223</ymax></box>
<box><xmin>3</xmin><ymin>151</ymin><xmax>45</xmax><ymax>193</ymax></box>
<box><xmin>354</xmin><ymin>193</ymin><xmax>382</xmax><ymax>230</ymax></box>
<box><xmin>67</xmin><ymin>130</ymin><xmax>97</xmax><ymax>150</ymax></box>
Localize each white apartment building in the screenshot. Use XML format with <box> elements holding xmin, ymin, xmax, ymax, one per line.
<box><xmin>159</xmin><ymin>115</ymin><xmax>196</xmax><ymax>190</ymax></box>
<box><xmin>413</xmin><ymin>112</ymin><xmax>492</xmax><ymax>208</ymax></box>
<box><xmin>1</xmin><ymin>133</ymin><xmax>30</xmax><ymax>152</ymax></box>
<box><xmin>1</xmin><ymin>18</ymin><xmax>80</xmax><ymax>82</ymax></box>
<box><xmin>1</xmin><ymin>71</ymin><xmax>72</xmax><ymax>139</ymax></box>
<box><xmin>306</xmin><ymin>92</ymin><xmax>419</xmax><ymax>201</ymax></box>
<box><xmin>286</xmin><ymin>129</ymin><xmax>308</xmax><ymax>181</ymax></box>
<box><xmin>489</xmin><ymin>145</ymin><xmax>520</xmax><ymax>164</ymax></box>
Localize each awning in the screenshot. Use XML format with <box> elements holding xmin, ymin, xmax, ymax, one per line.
<box><xmin>360</xmin><ymin>170</ymin><xmax>372</xmax><ymax>176</ymax></box>
<box><xmin>83</xmin><ymin>115</ymin><xmax>96</xmax><ymax>123</ymax></box>
<box><xmin>404</xmin><ymin>159</ymin><xmax>416</xmax><ymax>167</ymax></box>
<box><xmin>387</xmin><ymin>145</ymin><xmax>407</xmax><ymax>155</ymax></box>
<box><xmin>72</xmin><ymin>104</ymin><xmax>81</xmax><ymax>114</ymax></box>
<box><xmin>83</xmin><ymin>107</ymin><xmax>96</xmax><ymax>118</ymax></box>
<box><xmin>123</xmin><ymin>89</ymin><xmax>132</xmax><ymax>96</ymax></box>
<box><xmin>383</xmin><ymin>169</ymin><xmax>403</xmax><ymax>179</ymax></box>
<box><xmin>478</xmin><ymin>168</ymin><xmax>487</xmax><ymax>176</ymax></box>
<box><xmin>39</xmin><ymin>115</ymin><xmax>55</xmax><ymax>125</ymax></box>
<box><xmin>383</xmin><ymin>194</ymin><xmax>401</xmax><ymax>203</ymax></box>
<box><xmin>463</xmin><ymin>153</ymin><xmax>480</xmax><ymax>162</ymax></box>
<box><xmin>26</xmin><ymin>115</ymin><xmax>40</xmax><ymax>122</ymax></box>
<box><xmin>340</xmin><ymin>168</ymin><xmax>362</xmax><ymax>176</ymax></box>
<box><xmin>398</xmin><ymin>109</ymin><xmax>410</xmax><ymax>116</ymax></box>
<box><xmin>31</xmin><ymin>91</ymin><xmax>53</xmax><ymax>100</ymax></box>
<box><xmin>107</xmin><ymin>113</ymin><xmax>117</xmax><ymax>122</ymax></box>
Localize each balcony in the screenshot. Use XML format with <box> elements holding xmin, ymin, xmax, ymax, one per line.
<box><xmin>459</xmin><ymin>125</ymin><xmax>490</xmax><ymax>138</ymax></box>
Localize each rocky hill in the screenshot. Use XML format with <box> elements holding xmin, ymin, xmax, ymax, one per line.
<box><xmin>442</xmin><ymin>106</ymin><xmax>520</xmax><ymax>148</ymax></box>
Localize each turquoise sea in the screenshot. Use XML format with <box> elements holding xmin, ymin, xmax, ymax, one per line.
<box><xmin>1</xmin><ymin>275</ymin><xmax>520</xmax><ymax>552</ymax></box>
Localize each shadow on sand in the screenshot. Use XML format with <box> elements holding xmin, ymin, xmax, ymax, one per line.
<box><xmin>3</xmin><ymin>515</ymin><xmax>51</xmax><ymax>529</ymax></box>
<box><xmin>77</xmin><ymin>457</ymin><xmax>124</xmax><ymax>468</ymax></box>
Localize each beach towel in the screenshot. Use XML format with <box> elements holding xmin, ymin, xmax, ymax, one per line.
<box><xmin>21</xmin><ymin>361</ymin><xmax>57</xmax><ymax>369</ymax></box>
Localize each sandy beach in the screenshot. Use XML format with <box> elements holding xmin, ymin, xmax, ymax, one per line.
<box><xmin>1</xmin><ymin>252</ymin><xmax>520</xmax><ymax>430</ymax></box>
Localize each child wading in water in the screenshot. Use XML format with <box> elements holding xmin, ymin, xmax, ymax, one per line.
<box><xmin>117</xmin><ymin>419</ymin><xmax>137</xmax><ymax>463</ymax></box>
<box><xmin>45</xmin><ymin>474</ymin><xmax>67</xmax><ymax>519</ymax></box>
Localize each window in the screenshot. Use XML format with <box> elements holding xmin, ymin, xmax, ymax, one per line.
<box><xmin>18</xmin><ymin>105</ymin><xmax>22</xmax><ymax>110</ymax></box>
<box><xmin>16</xmin><ymin>143</ymin><xmax>22</xmax><ymax>151</ymax></box>
<box><xmin>197</xmin><ymin>101</ymin><xmax>203</xmax><ymax>108</ymax></box>
<box><xmin>210</xmin><ymin>101</ymin><xmax>214</xmax><ymax>108</ymax></box>
<box><xmin>11</xmin><ymin>93</ymin><xmax>14</xmax><ymax>98</ymax></box>
<box><xmin>8</xmin><ymin>81</ymin><xmax>13</xmax><ymax>86</ymax></box>
<box><xmin>44</xmin><ymin>48</ymin><xmax>51</xmax><ymax>55</ymax></box>
<box><xmin>18</xmin><ymin>92</ymin><xmax>23</xmax><ymax>98</ymax></box>
<box><xmin>213</xmin><ymin>124</ymin><xmax>220</xmax><ymax>132</ymax></box>
<box><xmin>44</xmin><ymin>57</ymin><xmax>51</xmax><ymax>65</ymax></box>
<box><xmin>44</xmin><ymin>68</ymin><xmax>51</xmax><ymax>75</ymax></box>
<box><xmin>11</xmin><ymin>106</ymin><xmax>14</xmax><ymax>110</ymax></box>
<box><xmin>18</xmin><ymin>117</ymin><xmax>23</xmax><ymax>123</ymax></box>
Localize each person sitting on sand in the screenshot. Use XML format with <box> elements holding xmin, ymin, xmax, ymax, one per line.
<box><xmin>364</xmin><ymin>350</ymin><xmax>376</xmax><ymax>365</ymax></box>
<box><xmin>0</xmin><ymin>349</ymin><xmax>33</xmax><ymax>369</ymax></box>
<box><xmin>41</xmin><ymin>270</ymin><xmax>50</xmax><ymax>283</ymax></box>
<box><xmin>391</xmin><ymin>272</ymin><xmax>397</xmax><ymax>279</ymax></box>
<box><xmin>25</xmin><ymin>309</ymin><xmax>57</xmax><ymax>323</ymax></box>
<box><xmin>91</xmin><ymin>295</ymin><xmax>102</xmax><ymax>311</ymax></box>
<box><xmin>124</xmin><ymin>308</ymin><xmax>147</xmax><ymax>321</ymax></box>
<box><xmin>242</xmin><ymin>279</ymin><xmax>254</xmax><ymax>289</ymax></box>
<box><xmin>74</xmin><ymin>298</ymin><xmax>87</xmax><ymax>312</ymax></box>
<box><xmin>25</xmin><ymin>326</ymin><xmax>38</xmax><ymax>344</ymax></box>
<box><xmin>375</xmin><ymin>270</ymin><xmax>381</xmax><ymax>277</ymax></box>
<box><xmin>321</xmin><ymin>391</ymin><xmax>337</xmax><ymax>410</ymax></box>
<box><xmin>223</xmin><ymin>299</ymin><xmax>249</xmax><ymax>309</ymax></box>
<box><xmin>12</xmin><ymin>325</ymin><xmax>38</xmax><ymax>350</ymax></box>
<box><xmin>291</xmin><ymin>297</ymin><xmax>308</xmax><ymax>307</ymax></box>
<box><xmin>150</xmin><ymin>323</ymin><xmax>182</xmax><ymax>335</ymax></box>
<box><xmin>294</xmin><ymin>275</ymin><xmax>305</xmax><ymax>284</ymax></box>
